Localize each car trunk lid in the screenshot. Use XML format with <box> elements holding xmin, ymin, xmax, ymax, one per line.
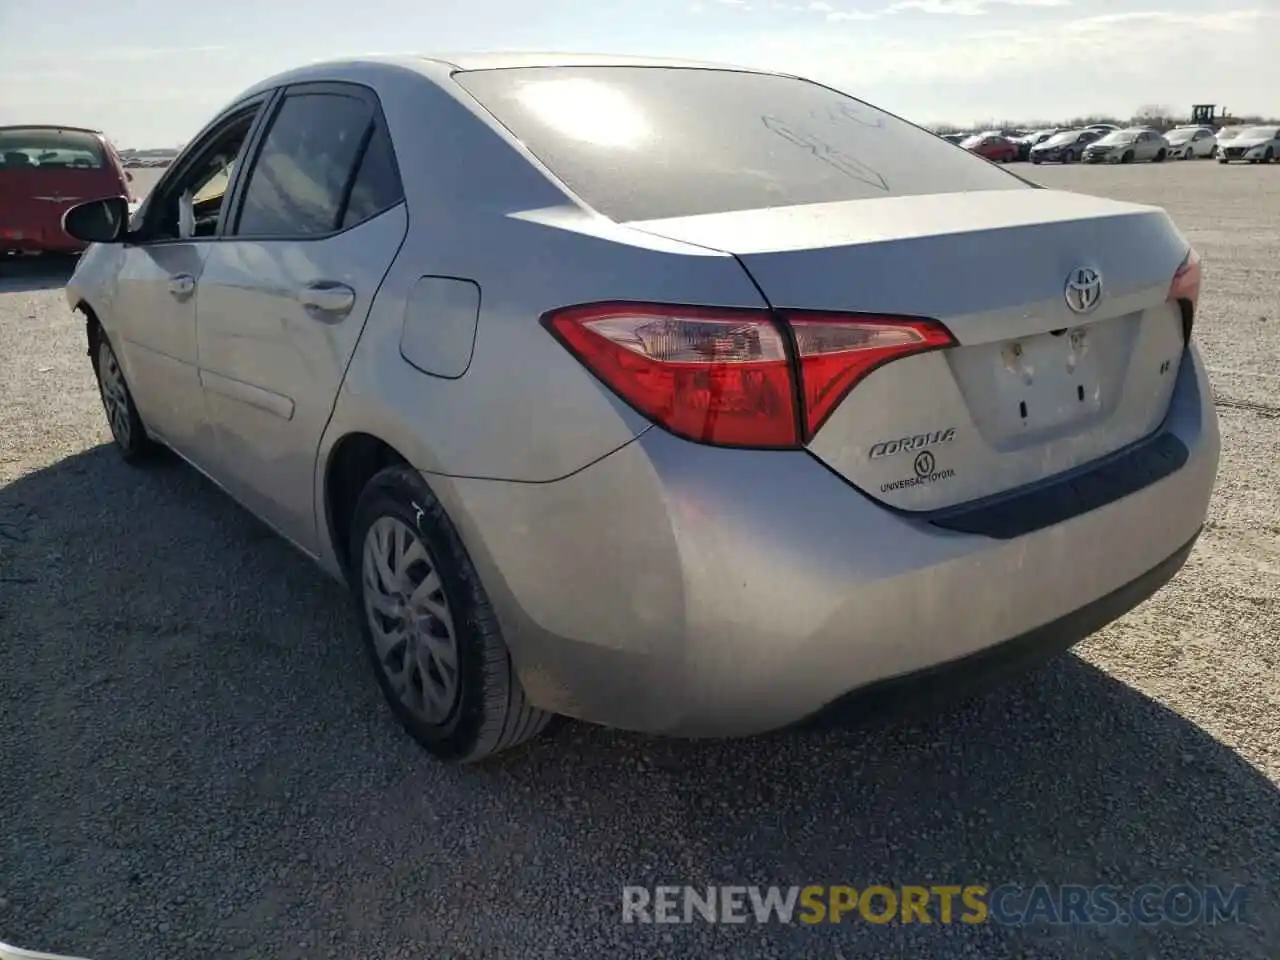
<box><xmin>625</xmin><ymin>188</ymin><xmax>1191</xmax><ymax>511</ymax></box>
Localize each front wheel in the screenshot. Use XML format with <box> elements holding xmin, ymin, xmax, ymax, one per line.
<box><xmin>349</xmin><ymin>466</ymin><xmax>553</xmax><ymax>763</ymax></box>
<box><xmin>92</xmin><ymin>332</ymin><xmax>157</xmax><ymax>463</ymax></box>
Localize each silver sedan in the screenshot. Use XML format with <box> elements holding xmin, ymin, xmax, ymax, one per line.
<box><xmin>62</xmin><ymin>54</ymin><xmax>1219</xmax><ymax>762</ymax></box>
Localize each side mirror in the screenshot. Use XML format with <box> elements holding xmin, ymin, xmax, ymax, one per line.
<box><xmin>62</xmin><ymin>196</ymin><xmax>131</xmax><ymax>244</ymax></box>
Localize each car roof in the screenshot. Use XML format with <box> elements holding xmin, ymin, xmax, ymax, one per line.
<box><xmin>233</xmin><ymin>51</ymin><xmax>783</xmax><ymax>101</ymax></box>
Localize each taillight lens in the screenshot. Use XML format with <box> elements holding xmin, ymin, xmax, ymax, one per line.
<box><xmin>1169</xmin><ymin>247</ymin><xmax>1201</xmax><ymax>306</ymax></box>
<box><xmin>1169</xmin><ymin>247</ymin><xmax>1201</xmax><ymax>341</ymax></box>
<box><xmin>545</xmin><ymin>303</ymin><xmax>798</xmax><ymax>447</ymax></box>
<box><xmin>544</xmin><ymin>302</ymin><xmax>955</xmax><ymax>448</ymax></box>
<box><xmin>789</xmin><ymin>314</ymin><xmax>955</xmax><ymax>438</ymax></box>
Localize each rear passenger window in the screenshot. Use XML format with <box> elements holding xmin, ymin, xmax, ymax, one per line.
<box><xmin>341</xmin><ymin>121</ymin><xmax>403</xmax><ymax>230</ymax></box>
<box><xmin>234</xmin><ymin>92</ymin><xmax>373</xmax><ymax>237</ymax></box>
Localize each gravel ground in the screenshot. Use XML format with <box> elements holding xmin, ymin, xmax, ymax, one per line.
<box><xmin>1</xmin><ymin>160</ymin><xmax>1277</xmax><ymax>960</ymax></box>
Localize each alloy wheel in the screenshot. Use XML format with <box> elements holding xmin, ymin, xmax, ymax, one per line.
<box><xmin>360</xmin><ymin>516</ymin><xmax>460</xmax><ymax>724</ymax></box>
<box><xmin>97</xmin><ymin>340</ymin><xmax>132</xmax><ymax>448</ymax></box>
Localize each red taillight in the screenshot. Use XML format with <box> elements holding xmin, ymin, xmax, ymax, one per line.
<box><xmin>1169</xmin><ymin>247</ymin><xmax>1201</xmax><ymax>307</ymax></box>
<box><xmin>545</xmin><ymin>303</ymin><xmax>798</xmax><ymax>447</ymax></box>
<box><xmin>789</xmin><ymin>313</ymin><xmax>955</xmax><ymax>438</ymax></box>
<box><xmin>543</xmin><ymin>302</ymin><xmax>954</xmax><ymax>448</ymax></box>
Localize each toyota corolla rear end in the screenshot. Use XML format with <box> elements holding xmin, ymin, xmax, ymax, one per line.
<box><xmin>0</xmin><ymin>126</ymin><xmax>132</xmax><ymax>255</ymax></box>
<box><xmin>441</xmin><ymin>63</ymin><xmax>1219</xmax><ymax>737</ymax></box>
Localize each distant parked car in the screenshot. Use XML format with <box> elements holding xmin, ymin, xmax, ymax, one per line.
<box><xmin>1217</xmin><ymin>125</ymin><xmax>1280</xmax><ymax>164</ymax></box>
<box><xmin>1015</xmin><ymin>128</ymin><xmax>1057</xmax><ymax>161</ymax></box>
<box><xmin>960</xmin><ymin>132</ymin><xmax>1018</xmax><ymax>163</ymax></box>
<box><xmin>1083</xmin><ymin>128</ymin><xmax>1169</xmax><ymax>164</ymax></box>
<box><xmin>1030</xmin><ymin>128</ymin><xmax>1103</xmax><ymax>164</ymax></box>
<box><xmin>0</xmin><ymin>124</ymin><xmax>134</xmax><ymax>256</ymax></box>
<box><xmin>1163</xmin><ymin>126</ymin><xmax>1217</xmax><ymax>159</ymax></box>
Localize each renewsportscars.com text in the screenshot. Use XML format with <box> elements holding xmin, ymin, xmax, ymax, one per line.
<box><xmin>621</xmin><ymin>884</ymin><xmax>1249</xmax><ymax>927</ymax></box>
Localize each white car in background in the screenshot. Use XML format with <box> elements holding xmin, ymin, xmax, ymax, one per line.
<box><xmin>1218</xmin><ymin>126</ymin><xmax>1280</xmax><ymax>164</ymax></box>
<box><xmin>1164</xmin><ymin>126</ymin><xmax>1217</xmax><ymax>159</ymax></box>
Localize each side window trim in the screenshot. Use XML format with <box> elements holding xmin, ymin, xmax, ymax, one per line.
<box><xmin>225</xmin><ymin>80</ymin><xmax>405</xmax><ymax>242</ymax></box>
<box><xmin>334</xmin><ymin>120</ymin><xmax>378</xmax><ymax>229</ymax></box>
<box><xmin>135</xmin><ymin>92</ymin><xmax>277</xmax><ymax>246</ymax></box>
<box><xmin>214</xmin><ymin>87</ymin><xmax>284</xmax><ymax>239</ymax></box>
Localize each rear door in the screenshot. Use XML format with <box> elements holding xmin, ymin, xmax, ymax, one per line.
<box><xmin>195</xmin><ymin>82</ymin><xmax>407</xmax><ymax>551</ymax></box>
<box><xmin>0</xmin><ymin>126</ymin><xmax>126</xmax><ymax>251</ymax></box>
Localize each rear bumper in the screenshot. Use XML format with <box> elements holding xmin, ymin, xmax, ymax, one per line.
<box><xmin>435</xmin><ymin>345</ymin><xmax>1219</xmax><ymax>737</ymax></box>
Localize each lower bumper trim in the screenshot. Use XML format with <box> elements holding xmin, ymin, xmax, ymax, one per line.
<box><xmin>799</xmin><ymin>525</ymin><xmax>1202</xmax><ymax>728</ymax></box>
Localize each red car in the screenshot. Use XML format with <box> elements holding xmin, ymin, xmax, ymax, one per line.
<box><xmin>959</xmin><ymin>133</ymin><xmax>1018</xmax><ymax>163</ymax></box>
<box><xmin>0</xmin><ymin>125</ymin><xmax>134</xmax><ymax>256</ymax></box>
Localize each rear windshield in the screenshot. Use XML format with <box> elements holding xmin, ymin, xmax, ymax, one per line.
<box><xmin>453</xmin><ymin>66</ymin><xmax>1028</xmax><ymax>222</ymax></box>
<box><xmin>0</xmin><ymin>127</ymin><xmax>108</xmax><ymax>170</ymax></box>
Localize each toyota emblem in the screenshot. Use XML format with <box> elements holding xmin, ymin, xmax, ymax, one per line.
<box><xmin>1064</xmin><ymin>266</ymin><xmax>1103</xmax><ymax>314</ymax></box>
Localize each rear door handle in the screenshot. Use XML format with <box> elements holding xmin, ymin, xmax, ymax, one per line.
<box><xmin>168</xmin><ymin>273</ymin><xmax>196</xmax><ymax>300</ymax></box>
<box><xmin>299</xmin><ymin>280</ymin><xmax>356</xmax><ymax>322</ymax></box>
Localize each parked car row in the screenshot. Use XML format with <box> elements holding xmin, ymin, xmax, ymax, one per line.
<box><xmin>942</xmin><ymin>123</ymin><xmax>1280</xmax><ymax>166</ymax></box>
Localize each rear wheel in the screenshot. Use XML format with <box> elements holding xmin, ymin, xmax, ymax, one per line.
<box><xmin>349</xmin><ymin>466</ymin><xmax>553</xmax><ymax>763</ymax></box>
<box><xmin>92</xmin><ymin>333</ymin><xmax>157</xmax><ymax>463</ymax></box>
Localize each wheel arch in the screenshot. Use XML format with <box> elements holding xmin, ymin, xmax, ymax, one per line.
<box><xmin>323</xmin><ymin>431</ymin><xmax>413</xmax><ymax>578</ymax></box>
<box><xmin>73</xmin><ymin>299</ymin><xmax>104</xmax><ymax>365</ymax></box>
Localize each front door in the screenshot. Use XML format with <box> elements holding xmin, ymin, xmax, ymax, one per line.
<box><xmin>194</xmin><ymin>83</ymin><xmax>407</xmax><ymax>552</ymax></box>
<box><xmin>108</xmin><ymin>104</ymin><xmax>266</xmax><ymax>464</ymax></box>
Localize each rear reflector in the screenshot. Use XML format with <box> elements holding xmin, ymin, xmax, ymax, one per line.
<box><xmin>543</xmin><ymin>302</ymin><xmax>954</xmax><ymax>448</ymax></box>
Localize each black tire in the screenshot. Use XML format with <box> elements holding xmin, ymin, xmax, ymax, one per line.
<box><xmin>348</xmin><ymin>465</ymin><xmax>553</xmax><ymax>762</ymax></box>
<box><xmin>91</xmin><ymin>328</ymin><xmax>157</xmax><ymax>464</ymax></box>
<box><xmin>1122</xmin><ymin>150</ymin><xmax>1134</xmax><ymax>164</ymax></box>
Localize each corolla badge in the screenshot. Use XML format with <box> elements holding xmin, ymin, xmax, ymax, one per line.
<box><xmin>1064</xmin><ymin>266</ymin><xmax>1103</xmax><ymax>314</ymax></box>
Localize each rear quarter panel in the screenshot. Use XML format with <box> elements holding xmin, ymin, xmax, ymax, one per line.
<box><xmin>317</xmin><ymin>66</ymin><xmax>769</xmax><ymax>541</ymax></box>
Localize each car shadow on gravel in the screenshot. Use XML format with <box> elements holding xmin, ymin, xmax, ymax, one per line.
<box><xmin>0</xmin><ymin>254</ymin><xmax>77</xmax><ymax>293</ymax></box>
<box><xmin>1</xmin><ymin>445</ymin><xmax>1276</xmax><ymax>960</ymax></box>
